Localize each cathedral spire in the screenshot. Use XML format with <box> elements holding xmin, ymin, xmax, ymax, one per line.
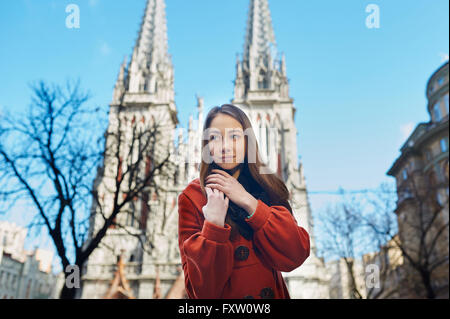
<box><xmin>234</xmin><ymin>0</ymin><xmax>289</xmax><ymax>102</ymax></box>
<box><xmin>243</xmin><ymin>0</ymin><xmax>277</xmax><ymax>66</ymax></box>
<box><xmin>126</xmin><ymin>0</ymin><xmax>174</xmax><ymax>102</ymax></box>
<box><xmin>113</xmin><ymin>56</ymin><xmax>127</xmax><ymax>103</ymax></box>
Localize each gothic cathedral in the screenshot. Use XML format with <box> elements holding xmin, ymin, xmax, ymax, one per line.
<box><xmin>80</xmin><ymin>0</ymin><xmax>330</xmax><ymax>299</ymax></box>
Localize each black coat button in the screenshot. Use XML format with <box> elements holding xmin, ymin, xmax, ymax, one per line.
<box><xmin>243</xmin><ymin>295</ymin><xmax>254</xmax><ymax>299</ymax></box>
<box><xmin>234</xmin><ymin>246</ymin><xmax>250</xmax><ymax>261</ymax></box>
<box><xmin>259</xmin><ymin>287</ymin><xmax>274</xmax><ymax>299</ymax></box>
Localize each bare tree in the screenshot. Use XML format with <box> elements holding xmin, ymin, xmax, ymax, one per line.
<box><xmin>317</xmin><ymin>183</ymin><xmax>405</xmax><ymax>299</ymax></box>
<box><xmin>318</xmin><ymin>170</ymin><xmax>449</xmax><ymax>299</ymax></box>
<box><xmin>356</xmin><ymin>182</ymin><xmax>401</xmax><ymax>299</ymax></box>
<box><xmin>0</xmin><ymin>79</ymin><xmax>177</xmax><ymax>299</ymax></box>
<box><xmin>362</xmin><ymin>166</ymin><xmax>449</xmax><ymax>299</ymax></box>
<box><xmin>316</xmin><ymin>188</ymin><xmax>368</xmax><ymax>299</ymax></box>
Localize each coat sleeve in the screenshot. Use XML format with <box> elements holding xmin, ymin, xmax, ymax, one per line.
<box><xmin>245</xmin><ymin>199</ymin><xmax>310</xmax><ymax>272</ymax></box>
<box><xmin>178</xmin><ymin>192</ymin><xmax>234</xmax><ymax>299</ymax></box>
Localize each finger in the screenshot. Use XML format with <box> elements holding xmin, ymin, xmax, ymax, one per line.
<box><xmin>225</xmin><ymin>196</ymin><xmax>229</xmax><ymax>206</ymax></box>
<box><xmin>205</xmin><ymin>187</ymin><xmax>212</xmax><ymax>197</ymax></box>
<box><xmin>208</xmin><ymin>184</ymin><xmax>223</xmax><ymax>193</ymax></box>
<box><xmin>218</xmin><ymin>190</ymin><xmax>224</xmax><ymax>200</ymax></box>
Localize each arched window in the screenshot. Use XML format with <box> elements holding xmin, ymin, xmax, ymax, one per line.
<box><xmin>174</xmin><ymin>168</ymin><xmax>179</xmax><ymax>185</ymax></box>
<box><xmin>434</xmin><ymin>102</ymin><xmax>442</xmax><ymax>121</ymax></box>
<box><xmin>258</xmin><ymin>70</ymin><xmax>268</xmax><ymax>89</ymax></box>
<box><xmin>141</xmin><ymin>192</ymin><xmax>149</xmax><ymax>231</ymax></box>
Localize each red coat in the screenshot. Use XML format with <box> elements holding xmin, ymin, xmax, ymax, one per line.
<box><xmin>178</xmin><ymin>178</ymin><xmax>311</xmax><ymax>299</ymax></box>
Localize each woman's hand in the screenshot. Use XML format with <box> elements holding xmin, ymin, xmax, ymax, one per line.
<box><xmin>205</xmin><ymin>169</ymin><xmax>257</xmax><ymax>214</ymax></box>
<box><xmin>203</xmin><ymin>186</ymin><xmax>229</xmax><ymax>228</ymax></box>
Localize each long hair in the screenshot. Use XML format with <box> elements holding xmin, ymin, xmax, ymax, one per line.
<box><xmin>198</xmin><ymin>104</ymin><xmax>293</xmax><ymax>239</ymax></box>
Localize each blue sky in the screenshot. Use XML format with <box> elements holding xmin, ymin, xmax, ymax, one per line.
<box><xmin>0</xmin><ymin>0</ymin><xmax>449</xmax><ymax>267</ymax></box>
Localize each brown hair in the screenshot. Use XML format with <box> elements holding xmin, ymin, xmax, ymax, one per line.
<box><xmin>198</xmin><ymin>104</ymin><xmax>293</xmax><ymax>240</ymax></box>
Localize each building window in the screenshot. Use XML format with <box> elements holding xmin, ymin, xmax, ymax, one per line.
<box><xmin>437</xmin><ymin>191</ymin><xmax>445</xmax><ymax>206</ymax></box>
<box><xmin>444</xmin><ymin>94</ymin><xmax>449</xmax><ymax>114</ymax></box>
<box><xmin>438</xmin><ymin>77</ymin><xmax>445</xmax><ymax>86</ymax></box>
<box><xmin>433</xmin><ymin>102</ymin><xmax>441</xmax><ymax>121</ymax></box>
<box><xmin>402</xmin><ymin>168</ymin><xmax>408</xmax><ymax>181</ymax></box>
<box><xmin>425</xmin><ymin>149</ymin><xmax>432</xmax><ymax>161</ymax></box>
<box><xmin>404</xmin><ymin>187</ymin><xmax>412</xmax><ymax>198</ymax></box>
<box><xmin>440</xmin><ymin>138</ymin><xmax>448</xmax><ymax>153</ymax></box>
<box><xmin>140</xmin><ymin>192</ymin><xmax>149</xmax><ymax>231</ymax></box>
<box><xmin>173</xmin><ymin>168</ymin><xmax>179</xmax><ymax>185</ymax></box>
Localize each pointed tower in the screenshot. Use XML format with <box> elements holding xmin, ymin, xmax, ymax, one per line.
<box><xmin>126</xmin><ymin>0</ymin><xmax>175</xmax><ymax>107</ymax></box>
<box><xmin>232</xmin><ymin>0</ymin><xmax>330</xmax><ymax>299</ymax></box>
<box><xmin>233</xmin><ymin>0</ymin><xmax>289</xmax><ymax>103</ymax></box>
<box><xmin>81</xmin><ymin>0</ymin><xmax>182</xmax><ymax>299</ymax></box>
<box><xmin>112</xmin><ymin>56</ymin><xmax>127</xmax><ymax>104</ymax></box>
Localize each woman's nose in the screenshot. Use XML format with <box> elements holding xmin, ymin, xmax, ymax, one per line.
<box><xmin>222</xmin><ymin>137</ymin><xmax>234</xmax><ymax>152</ymax></box>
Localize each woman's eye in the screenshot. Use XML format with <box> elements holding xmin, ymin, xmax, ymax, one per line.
<box><xmin>209</xmin><ymin>134</ymin><xmax>241</xmax><ymax>140</ymax></box>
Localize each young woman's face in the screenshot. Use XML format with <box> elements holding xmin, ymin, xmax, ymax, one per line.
<box><xmin>208</xmin><ymin>114</ymin><xmax>246</xmax><ymax>170</ymax></box>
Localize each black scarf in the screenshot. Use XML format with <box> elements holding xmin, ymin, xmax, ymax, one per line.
<box><xmin>208</xmin><ymin>162</ymin><xmax>271</xmax><ymax>240</ymax></box>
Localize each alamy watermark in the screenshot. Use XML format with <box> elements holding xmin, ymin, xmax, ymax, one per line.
<box><xmin>65</xmin><ymin>4</ymin><xmax>80</xmax><ymax>29</ymax></box>
<box><xmin>365</xmin><ymin>4</ymin><xmax>380</xmax><ymax>29</ymax></box>
<box><xmin>65</xmin><ymin>265</ymin><xmax>80</xmax><ymax>289</ymax></box>
<box><xmin>365</xmin><ymin>264</ymin><xmax>380</xmax><ymax>289</ymax></box>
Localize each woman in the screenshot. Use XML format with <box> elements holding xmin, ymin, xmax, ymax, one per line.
<box><xmin>177</xmin><ymin>104</ymin><xmax>310</xmax><ymax>299</ymax></box>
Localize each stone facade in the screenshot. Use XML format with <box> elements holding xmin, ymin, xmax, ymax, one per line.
<box><xmin>0</xmin><ymin>221</ymin><xmax>59</xmax><ymax>299</ymax></box>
